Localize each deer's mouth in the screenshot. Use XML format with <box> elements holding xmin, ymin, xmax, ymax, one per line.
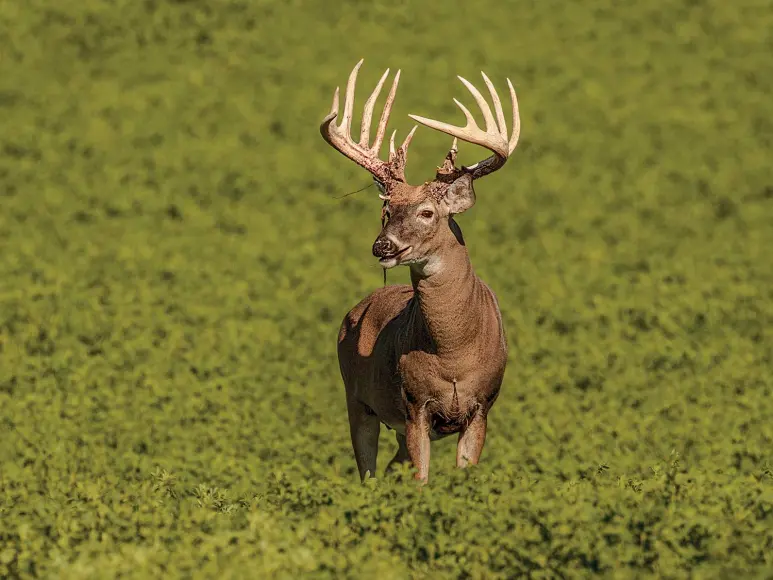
<box><xmin>378</xmin><ymin>246</ymin><xmax>412</xmax><ymax>267</ymax></box>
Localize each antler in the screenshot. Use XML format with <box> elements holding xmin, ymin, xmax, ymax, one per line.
<box><xmin>408</xmin><ymin>72</ymin><xmax>520</xmax><ymax>180</ymax></box>
<box><xmin>320</xmin><ymin>59</ymin><xmax>417</xmax><ymax>184</ymax></box>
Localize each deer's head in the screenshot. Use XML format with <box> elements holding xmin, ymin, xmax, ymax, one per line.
<box><xmin>320</xmin><ymin>59</ymin><xmax>520</xmax><ymax>274</ymax></box>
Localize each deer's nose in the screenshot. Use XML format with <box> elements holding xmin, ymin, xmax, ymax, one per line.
<box><xmin>372</xmin><ymin>236</ymin><xmax>397</xmax><ymax>258</ymax></box>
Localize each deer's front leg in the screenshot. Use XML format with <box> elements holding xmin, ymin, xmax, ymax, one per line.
<box><xmin>405</xmin><ymin>403</ymin><xmax>431</xmax><ymax>482</ymax></box>
<box><xmin>456</xmin><ymin>409</ymin><xmax>487</xmax><ymax>468</ymax></box>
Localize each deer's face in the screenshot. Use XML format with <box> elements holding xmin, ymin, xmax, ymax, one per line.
<box><xmin>372</xmin><ymin>175</ymin><xmax>476</xmax><ymax>270</ymax></box>
<box><xmin>372</xmin><ymin>198</ymin><xmax>442</xmax><ymax>269</ymax></box>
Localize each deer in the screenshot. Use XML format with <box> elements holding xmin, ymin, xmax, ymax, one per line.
<box><xmin>320</xmin><ymin>59</ymin><xmax>520</xmax><ymax>483</ymax></box>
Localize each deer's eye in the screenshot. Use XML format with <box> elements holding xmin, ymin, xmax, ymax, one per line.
<box><xmin>419</xmin><ymin>210</ymin><xmax>434</xmax><ymax>220</ymax></box>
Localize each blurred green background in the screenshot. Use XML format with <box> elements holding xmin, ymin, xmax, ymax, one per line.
<box><xmin>1</xmin><ymin>0</ymin><xmax>772</xmax><ymax>577</ymax></box>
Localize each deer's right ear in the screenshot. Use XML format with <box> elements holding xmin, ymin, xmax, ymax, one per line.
<box><xmin>441</xmin><ymin>173</ymin><xmax>476</xmax><ymax>215</ymax></box>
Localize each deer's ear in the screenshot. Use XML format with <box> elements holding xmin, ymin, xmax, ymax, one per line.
<box><xmin>441</xmin><ymin>173</ymin><xmax>476</xmax><ymax>215</ymax></box>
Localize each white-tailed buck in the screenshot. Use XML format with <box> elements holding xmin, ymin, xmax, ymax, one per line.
<box><xmin>321</xmin><ymin>59</ymin><xmax>520</xmax><ymax>483</ymax></box>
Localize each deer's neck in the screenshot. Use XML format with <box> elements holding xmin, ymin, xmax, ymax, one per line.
<box><xmin>409</xmin><ymin>226</ymin><xmax>488</xmax><ymax>357</ymax></box>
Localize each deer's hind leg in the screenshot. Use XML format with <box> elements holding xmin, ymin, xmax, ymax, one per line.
<box><xmin>346</xmin><ymin>396</ymin><xmax>381</xmax><ymax>482</ymax></box>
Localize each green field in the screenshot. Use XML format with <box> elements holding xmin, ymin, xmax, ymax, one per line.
<box><xmin>1</xmin><ymin>0</ymin><xmax>772</xmax><ymax>577</ymax></box>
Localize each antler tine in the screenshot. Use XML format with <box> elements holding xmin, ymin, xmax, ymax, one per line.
<box><xmin>359</xmin><ymin>68</ymin><xmax>391</xmax><ymax>147</ymax></box>
<box><xmin>506</xmin><ymin>78</ymin><xmax>521</xmax><ymax>155</ymax></box>
<box><xmin>403</xmin><ymin>125</ymin><xmax>418</xmax><ymax>155</ymax></box>
<box><xmin>341</xmin><ymin>59</ymin><xmax>363</xmax><ymax>137</ymax></box>
<box><xmin>372</xmin><ymin>70</ymin><xmax>401</xmax><ymax>157</ymax></box>
<box><xmin>389</xmin><ymin>125</ymin><xmax>418</xmax><ymax>162</ymax></box>
<box><xmin>481</xmin><ymin>72</ymin><xmax>507</xmax><ymax>138</ymax></box>
<box><xmin>328</xmin><ymin>86</ymin><xmax>340</xmax><ymax>119</ymax></box>
<box><xmin>457</xmin><ymin>75</ymin><xmax>500</xmax><ymax>139</ymax></box>
<box><xmin>408</xmin><ymin>72</ymin><xmax>521</xmax><ymax>179</ymax></box>
<box><xmin>320</xmin><ymin>60</ymin><xmax>414</xmax><ymax>184</ymax></box>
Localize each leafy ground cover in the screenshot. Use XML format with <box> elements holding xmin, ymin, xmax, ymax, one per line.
<box><xmin>1</xmin><ymin>0</ymin><xmax>772</xmax><ymax>577</ymax></box>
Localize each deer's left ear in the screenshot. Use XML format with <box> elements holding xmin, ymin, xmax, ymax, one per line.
<box><xmin>441</xmin><ymin>173</ymin><xmax>476</xmax><ymax>215</ymax></box>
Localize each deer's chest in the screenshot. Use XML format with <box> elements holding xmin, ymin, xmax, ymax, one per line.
<box><xmin>396</xmin><ymin>349</ymin><xmax>504</xmax><ymax>412</ymax></box>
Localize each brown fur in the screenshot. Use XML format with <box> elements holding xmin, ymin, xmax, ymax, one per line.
<box><xmin>338</xmin><ymin>205</ymin><xmax>507</xmax><ymax>483</ymax></box>
<box><xmin>321</xmin><ymin>60</ymin><xmax>520</xmax><ymax>482</ymax></box>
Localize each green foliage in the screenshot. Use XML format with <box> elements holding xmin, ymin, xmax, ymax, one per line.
<box><xmin>1</xmin><ymin>0</ymin><xmax>772</xmax><ymax>577</ymax></box>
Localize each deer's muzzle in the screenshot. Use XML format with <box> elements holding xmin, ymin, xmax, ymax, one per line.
<box><xmin>372</xmin><ymin>236</ymin><xmax>398</xmax><ymax>259</ymax></box>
